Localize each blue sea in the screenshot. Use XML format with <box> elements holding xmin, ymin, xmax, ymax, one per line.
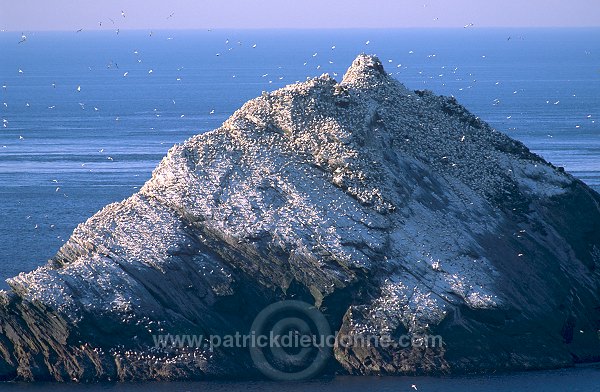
<box><xmin>1</xmin><ymin>365</ymin><xmax>600</xmax><ymax>392</ymax></box>
<box><xmin>1</xmin><ymin>28</ymin><xmax>600</xmax><ymax>390</ymax></box>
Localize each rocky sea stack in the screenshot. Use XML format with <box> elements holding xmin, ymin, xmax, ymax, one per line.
<box><xmin>1</xmin><ymin>54</ymin><xmax>600</xmax><ymax>381</ymax></box>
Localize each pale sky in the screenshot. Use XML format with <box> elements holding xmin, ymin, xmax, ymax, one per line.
<box><xmin>1</xmin><ymin>0</ymin><xmax>599</xmax><ymax>31</ymax></box>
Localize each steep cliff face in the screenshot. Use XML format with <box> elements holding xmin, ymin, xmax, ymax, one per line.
<box><xmin>1</xmin><ymin>54</ymin><xmax>600</xmax><ymax>381</ymax></box>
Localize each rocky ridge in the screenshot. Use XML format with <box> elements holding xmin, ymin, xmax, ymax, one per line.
<box><xmin>1</xmin><ymin>54</ymin><xmax>600</xmax><ymax>381</ymax></box>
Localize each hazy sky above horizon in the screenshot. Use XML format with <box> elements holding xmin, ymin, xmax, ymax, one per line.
<box><xmin>1</xmin><ymin>0</ymin><xmax>599</xmax><ymax>31</ymax></box>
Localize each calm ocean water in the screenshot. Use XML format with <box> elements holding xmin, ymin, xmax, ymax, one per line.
<box><xmin>1</xmin><ymin>365</ymin><xmax>600</xmax><ymax>391</ymax></box>
<box><xmin>1</xmin><ymin>28</ymin><xmax>599</xmax><ymax>390</ymax></box>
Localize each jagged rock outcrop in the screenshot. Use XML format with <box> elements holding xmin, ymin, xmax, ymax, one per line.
<box><xmin>1</xmin><ymin>54</ymin><xmax>600</xmax><ymax>381</ymax></box>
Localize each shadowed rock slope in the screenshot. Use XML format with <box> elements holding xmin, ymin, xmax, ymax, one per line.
<box><xmin>1</xmin><ymin>54</ymin><xmax>600</xmax><ymax>381</ymax></box>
